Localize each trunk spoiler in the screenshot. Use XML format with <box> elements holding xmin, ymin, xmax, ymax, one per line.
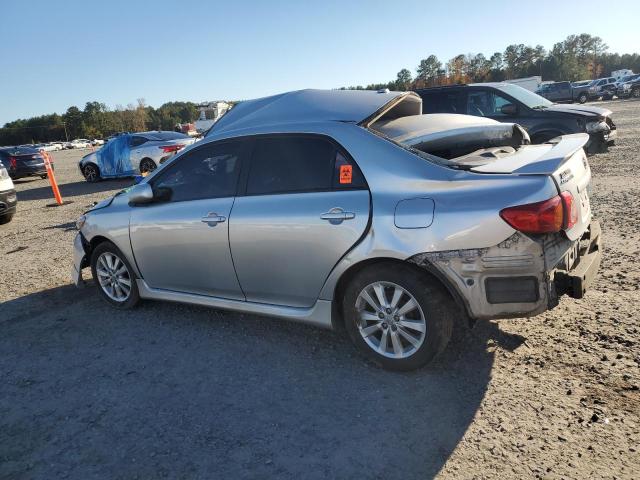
<box><xmin>470</xmin><ymin>133</ymin><xmax>589</xmax><ymax>175</ymax></box>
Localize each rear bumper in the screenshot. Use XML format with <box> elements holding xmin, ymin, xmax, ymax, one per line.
<box><xmin>0</xmin><ymin>188</ymin><xmax>17</xmax><ymax>216</ymax></box>
<box><xmin>9</xmin><ymin>163</ymin><xmax>49</xmax><ymax>179</ymax></box>
<box><xmin>409</xmin><ymin>220</ymin><xmax>602</xmax><ymax>321</ymax></box>
<box><xmin>554</xmin><ymin>220</ymin><xmax>602</xmax><ymax>299</ymax></box>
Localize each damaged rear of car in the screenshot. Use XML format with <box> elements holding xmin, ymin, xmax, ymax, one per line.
<box><xmin>370</xmin><ymin>112</ymin><xmax>601</xmax><ymax>321</ymax></box>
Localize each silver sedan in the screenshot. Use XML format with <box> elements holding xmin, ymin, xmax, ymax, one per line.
<box><xmin>72</xmin><ymin>89</ymin><xmax>601</xmax><ymax>370</ymax></box>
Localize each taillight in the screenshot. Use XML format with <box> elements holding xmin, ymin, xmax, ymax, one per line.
<box><xmin>561</xmin><ymin>191</ymin><xmax>578</xmax><ymax>230</ymax></box>
<box><xmin>8</xmin><ymin>156</ymin><xmax>17</xmax><ymax>168</ymax></box>
<box><xmin>500</xmin><ymin>196</ymin><xmax>564</xmax><ymax>234</ymax></box>
<box><xmin>159</xmin><ymin>144</ymin><xmax>184</xmax><ymax>153</ymax></box>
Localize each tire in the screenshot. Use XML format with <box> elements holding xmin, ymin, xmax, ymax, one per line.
<box><xmin>0</xmin><ymin>214</ymin><xmax>14</xmax><ymax>225</ymax></box>
<box><xmin>578</xmin><ymin>93</ymin><xmax>587</xmax><ymax>104</ymax></box>
<box><xmin>139</xmin><ymin>158</ymin><xmax>157</xmax><ymax>175</ymax></box>
<box><xmin>83</xmin><ymin>163</ymin><xmax>100</xmax><ymax>183</ymax></box>
<box><xmin>342</xmin><ymin>263</ymin><xmax>455</xmax><ymax>371</ymax></box>
<box><xmin>40</xmin><ymin>174</ymin><xmax>48</xmax><ymax>179</ymax></box>
<box><xmin>90</xmin><ymin>241</ymin><xmax>140</xmax><ymax>309</ymax></box>
<box><xmin>633</xmin><ymin>88</ymin><xmax>640</xmax><ymax>99</ymax></box>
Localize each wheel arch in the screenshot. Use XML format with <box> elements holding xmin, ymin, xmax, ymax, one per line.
<box><xmin>330</xmin><ymin>257</ymin><xmax>471</xmax><ymax>330</ymax></box>
<box><xmin>84</xmin><ymin>234</ymin><xmax>141</xmax><ymax>279</ymax></box>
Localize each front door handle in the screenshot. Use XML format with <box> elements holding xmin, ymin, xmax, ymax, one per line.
<box><xmin>201</xmin><ymin>212</ymin><xmax>226</xmax><ymax>226</ymax></box>
<box><xmin>320</xmin><ymin>207</ymin><xmax>355</xmax><ymax>224</ymax></box>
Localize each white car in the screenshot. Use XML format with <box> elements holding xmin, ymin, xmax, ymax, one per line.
<box><xmin>70</xmin><ymin>139</ymin><xmax>92</xmax><ymax>149</ymax></box>
<box><xmin>78</xmin><ymin>131</ymin><xmax>195</xmax><ymax>181</ymax></box>
<box><xmin>0</xmin><ymin>161</ymin><xmax>17</xmax><ymax>224</ymax></box>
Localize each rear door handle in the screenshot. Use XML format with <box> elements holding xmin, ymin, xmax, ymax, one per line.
<box><xmin>320</xmin><ymin>208</ymin><xmax>355</xmax><ymax>224</ymax></box>
<box><xmin>201</xmin><ymin>212</ymin><xmax>226</xmax><ymax>226</ymax></box>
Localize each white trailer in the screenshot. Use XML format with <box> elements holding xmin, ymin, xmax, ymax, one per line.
<box><xmin>503</xmin><ymin>76</ymin><xmax>542</xmax><ymax>92</ymax></box>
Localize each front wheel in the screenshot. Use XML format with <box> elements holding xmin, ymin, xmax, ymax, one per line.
<box><xmin>0</xmin><ymin>214</ymin><xmax>13</xmax><ymax>224</ymax></box>
<box><xmin>578</xmin><ymin>93</ymin><xmax>587</xmax><ymax>104</ymax></box>
<box><xmin>90</xmin><ymin>242</ymin><xmax>140</xmax><ymax>309</ymax></box>
<box><xmin>342</xmin><ymin>263</ymin><xmax>455</xmax><ymax>371</ymax></box>
<box><xmin>83</xmin><ymin>164</ymin><xmax>100</xmax><ymax>183</ymax></box>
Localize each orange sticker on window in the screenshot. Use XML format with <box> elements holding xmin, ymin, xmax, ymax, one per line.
<box><xmin>339</xmin><ymin>165</ymin><xmax>352</xmax><ymax>184</ymax></box>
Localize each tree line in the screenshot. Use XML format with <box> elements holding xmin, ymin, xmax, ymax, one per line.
<box><xmin>340</xmin><ymin>33</ymin><xmax>640</xmax><ymax>92</ymax></box>
<box><xmin>0</xmin><ymin>99</ymin><xmax>200</xmax><ymax>146</ymax></box>
<box><xmin>3</xmin><ymin>33</ymin><xmax>638</xmax><ymax>146</ymax></box>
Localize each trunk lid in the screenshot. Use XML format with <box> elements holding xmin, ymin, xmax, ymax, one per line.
<box><xmin>471</xmin><ymin>133</ymin><xmax>591</xmax><ymax>241</ymax></box>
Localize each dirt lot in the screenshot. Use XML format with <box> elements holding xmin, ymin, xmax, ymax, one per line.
<box><xmin>1</xmin><ymin>101</ymin><xmax>639</xmax><ymax>479</ymax></box>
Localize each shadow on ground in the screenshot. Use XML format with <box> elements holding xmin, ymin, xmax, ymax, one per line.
<box><xmin>15</xmin><ymin>179</ymin><xmax>132</xmax><ymax>202</ymax></box>
<box><xmin>0</xmin><ymin>285</ymin><xmax>521</xmax><ymax>479</ymax></box>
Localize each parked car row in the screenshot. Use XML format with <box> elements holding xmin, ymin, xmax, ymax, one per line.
<box><xmin>537</xmin><ymin>74</ymin><xmax>640</xmax><ymax>104</ymax></box>
<box><xmin>71</xmin><ymin>89</ymin><xmax>602</xmax><ymax>371</ymax></box>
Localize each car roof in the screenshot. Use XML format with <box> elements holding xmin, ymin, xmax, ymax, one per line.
<box><xmin>207</xmin><ymin>89</ymin><xmax>420</xmax><ymax>137</ymax></box>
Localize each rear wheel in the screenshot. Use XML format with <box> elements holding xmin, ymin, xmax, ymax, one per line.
<box><xmin>90</xmin><ymin>242</ymin><xmax>140</xmax><ymax>309</ymax></box>
<box><xmin>633</xmin><ymin>88</ymin><xmax>640</xmax><ymax>98</ymax></box>
<box><xmin>40</xmin><ymin>174</ymin><xmax>48</xmax><ymax>179</ymax></box>
<box><xmin>139</xmin><ymin>158</ymin><xmax>157</xmax><ymax>175</ymax></box>
<box><xmin>342</xmin><ymin>263</ymin><xmax>455</xmax><ymax>371</ymax></box>
<box><xmin>83</xmin><ymin>163</ymin><xmax>100</xmax><ymax>182</ymax></box>
<box><xmin>578</xmin><ymin>93</ymin><xmax>588</xmax><ymax>104</ymax></box>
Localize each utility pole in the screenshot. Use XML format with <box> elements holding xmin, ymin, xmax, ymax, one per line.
<box><xmin>63</xmin><ymin>122</ymin><xmax>69</xmax><ymax>142</ymax></box>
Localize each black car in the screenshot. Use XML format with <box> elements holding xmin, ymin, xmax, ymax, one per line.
<box><xmin>0</xmin><ymin>146</ymin><xmax>51</xmax><ymax>180</ymax></box>
<box><xmin>415</xmin><ymin>83</ymin><xmax>616</xmax><ymax>153</ymax></box>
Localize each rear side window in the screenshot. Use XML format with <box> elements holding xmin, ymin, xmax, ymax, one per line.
<box><xmin>129</xmin><ymin>136</ymin><xmax>148</xmax><ymax>147</ymax></box>
<box><xmin>151</xmin><ymin>142</ymin><xmax>242</xmax><ymax>202</ymax></box>
<box><xmin>247</xmin><ymin>137</ymin><xmax>334</xmax><ymax>195</ymax></box>
<box><xmin>421</xmin><ymin>91</ymin><xmax>462</xmax><ymax>114</ymax></box>
<box><xmin>246</xmin><ymin>136</ymin><xmax>366</xmax><ymax>195</ymax></box>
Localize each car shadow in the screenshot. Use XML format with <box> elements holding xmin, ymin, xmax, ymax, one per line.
<box><xmin>0</xmin><ymin>285</ymin><xmax>523</xmax><ymax>479</ymax></box>
<box><xmin>16</xmin><ymin>179</ymin><xmax>133</xmax><ymax>202</ymax></box>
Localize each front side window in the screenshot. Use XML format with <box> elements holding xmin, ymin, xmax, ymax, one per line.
<box><xmin>151</xmin><ymin>142</ymin><xmax>241</xmax><ymax>202</ymax></box>
<box><xmin>467</xmin><ymin>90</ymin><xmax>512</xmax><ymax>116</ymax></box>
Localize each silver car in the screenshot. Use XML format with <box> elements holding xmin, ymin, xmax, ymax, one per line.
<box><xmin>79</xmin><ymin>131</ymin><xmax>195</xmax><ymax>181</ymax></box>
<box><xmin>72</xmin><ymin>89</ymin><xmax>601</xmax><ymax>370</ymax></box>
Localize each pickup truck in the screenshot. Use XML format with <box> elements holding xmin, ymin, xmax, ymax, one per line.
<box><xmin>536</xmin><ymin>81</ymin><xmax>592</xmax><ymax>104</ymax></box>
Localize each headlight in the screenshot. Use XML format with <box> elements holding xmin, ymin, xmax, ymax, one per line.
<box><xmin>585</xmin><ymin>121</ymin><xmax>609</xmax><ymax>133</ymax></box>
<box><xmin>76</xmin><ymin>214</ymin><xmax>87</xmax><ymax>230</ymax></box>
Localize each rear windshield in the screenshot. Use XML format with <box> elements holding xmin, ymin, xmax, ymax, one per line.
<box><xmin>144</xmin><ymin>132</ymin><xmax>189</xmax><ymax>141</ymax></box>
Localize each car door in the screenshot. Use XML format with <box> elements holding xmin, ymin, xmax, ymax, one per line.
<box><xmin>229</xmin><ymin>135</ymin><xmax>370</xmax><ymax>308</ymax></box>
<box><xmin>129</xmin><ymin>140</ymin><xmax>247</xmax><ymax>299</ymax></box>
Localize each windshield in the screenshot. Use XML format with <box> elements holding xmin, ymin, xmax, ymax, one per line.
<box><xmin>495</xmin><ymin>83</ymin><xmax>553</xmax><ymax>109</ymax></box>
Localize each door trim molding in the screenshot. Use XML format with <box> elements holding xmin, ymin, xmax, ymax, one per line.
<box><xmin>136</xmin><ymin>279</ymin><xmax>333</xmax><ymax>329</ymax></box>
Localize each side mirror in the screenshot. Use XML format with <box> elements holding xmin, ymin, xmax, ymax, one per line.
<box><xmin>128</xmin><ymin>183</ymin><xmax>154</xmax><ymax>205</ymax></box>
<box><xmin>501</xmin><ymin>103</ymin><xmax>518</xmax><ymax>115</ymax></box>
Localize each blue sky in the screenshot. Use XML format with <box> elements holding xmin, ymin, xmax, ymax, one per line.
<box><xmin>1</xmin><ymin>0</ymin><xmax>639</xmax><ymax>125</ymax></box>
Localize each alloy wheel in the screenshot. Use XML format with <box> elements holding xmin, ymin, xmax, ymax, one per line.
<box><xmin>139</xmin><ymin>159</ymin><xmax>156</xmax><ymax>174</ymax></box>
<box><xmin>96</xmin><ymin>252</ymin><xmax>132</xmax><ymax>302</ymax></box>
<box><xmin>84</xmin><ymin>165</ymin><xmax>98</xmax><ymax>182</ymax></box>
<box><xmin>355</xmin><ymin>281</ymin><xmax>426</xmax><ymax>359</ymax></box>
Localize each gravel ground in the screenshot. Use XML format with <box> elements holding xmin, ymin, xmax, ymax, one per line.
<box><xmin>1</xmin><ymin>101</ymin><xmax>639</xmax><ymax>479</ymax></box>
